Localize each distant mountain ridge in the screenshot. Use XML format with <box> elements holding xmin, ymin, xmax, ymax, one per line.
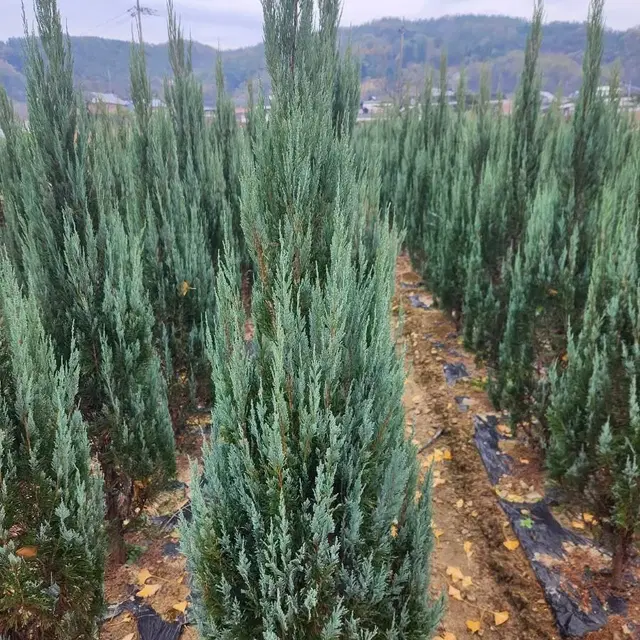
<box><xmin>1</xmin><ymin>14</ymin><xmax>639</xmax><ymax>107</ymax></box>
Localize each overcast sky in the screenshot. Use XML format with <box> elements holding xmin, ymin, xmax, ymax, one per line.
<box><xmin>2</xmin><ymin>0</ymin><xmax>639</xmax><ymax>49</ymax></box>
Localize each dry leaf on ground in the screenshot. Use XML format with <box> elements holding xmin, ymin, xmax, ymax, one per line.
<box><xmin>494</xmin><ymin>611</ymin><xmax>509</xmax><ymax>626</ymax></box>
<box><xmin>448</xmin><ymin>585</ymin><xmax>463</xmax><ymax>601</ymax></box>
<box><xmin>446</xmin><ymin>566</ymin><xmax>465</xmax><ymax>582</ymax></box>
<box><xmin>503</xmin><ymin>539</ymin><xmax>520</xmax><ymax>551</ymax></box>
<box><xmin>136</xmin><ymin>583</ymin><xmax>161</xmax><ymax>598</ymax></box>
<box><xmin>466</xmin><ymin>620</ymin><xmax>481</xmax><ymax>634</ymax></box>
<box><xmin>137</xmin><ymin>568</ymin><xmax>152</xmax><ymax>585</ymax></box>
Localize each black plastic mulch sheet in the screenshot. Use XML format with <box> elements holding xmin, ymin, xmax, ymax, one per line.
<box><xmin>408</xmin><ymin>293</ymin><xmax>432</xmax><ymax>310</ymax></box>
<box><xmin>473</xmin><ymin>415</ymin><xmax>635</xmax><ymax>638</ymax></box>
<box><xmin>104</xmin><ymin>601</ymin><xmax>185</xmax><ymax>640</ymax></box>
<box><xmin>443</xmin><ymin>362</ymin><xmax>469</xmax><ymax>386</ymax></box>
<box><xmin>454</xmin><ymin>396</ymin><xmax>471</xmax><ymax>412</ymax></box>
<box><xmin>150</xmin><ymin>501</ymin><xmax>192</xmax><ymax>530</ymax></box>
<box><xmin>135</xmin><ymin>604</ymin><xmax>184</xmax><ymax>640</ymax></box>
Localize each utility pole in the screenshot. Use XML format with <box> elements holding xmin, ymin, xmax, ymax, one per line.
<box><xmin>397</xmin><ymin>21</ymin><xmax>406</xmax><ymax>106</ymax></box>
<box><xmin>127</xmin><ymin>1</ymin><xmax>159</xmax><ymax>46</ymax></box>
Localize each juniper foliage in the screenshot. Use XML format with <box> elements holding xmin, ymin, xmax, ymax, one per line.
<box><xmin>0</xmin><ymin>0</ymin><xmax>175</xmax><ymax>557</ymax></box>
<box><xmin>365</xmin><ymin>0</ymin><xmax>640</xmax><ymax>586</ymax></box>
<box><xmin>0</xmin><ymin>256</ymin><xmax>105</xmax><ymax>639</ymax></box>
<box><xmin>182</xmin><ymin>0</ymin><xmax>443</xmax><ymax>636</ymax></box>
<box><xmin>132</xmin><ymin>2</ymin><xmax>231</xmax><ymax>401</ymax></box>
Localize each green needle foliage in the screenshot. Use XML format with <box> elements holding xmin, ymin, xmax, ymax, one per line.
<box><xmin>0</xmin><ymin>0</ymin><xmax>175</xmax><ymax>559</ymax></box>
<box><xmin>182</xmin><ymin>0</ymin><xmax>443</xmax><ymax>636</ymax></box>
<box><xmin>0</xmin><ymin>255</ymin><xmax>105</xmax><ymax>639</ymax></box>
<box><xmin>365</xmin><ymin>0</ymin><xmax>640</xmax><ymax>588</ymax></box>
<box><xmin>131</xmin><ymin>1</ymin><xmax>233</xmax><ymax>404</ymax></box>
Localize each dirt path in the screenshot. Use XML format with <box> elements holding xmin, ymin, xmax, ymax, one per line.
<box><xmin>396</xmin><ymin>255</ymin><xmax>560</xmax><ymax>640</ymax></box>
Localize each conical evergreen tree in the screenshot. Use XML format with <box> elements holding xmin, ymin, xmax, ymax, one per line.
<box><xmin>132</xmin><ymin>1</ymin><xmax>231</xmax><ymax>404</ymax></box>
<box><xmin>0</xmin><ymin>0</ymin><xmax>175</xmax><ymax>560</ymax></box>
<box><xmin>547</xmin><ymin>161</ymin><xmax>640</xmax><ymax>589</ymax></box>
<box><xmin>182</xmin><ymin>0</ymin><xmax>443</xmax><ymax>636</ymax></box>
<box><xmin>0</xmin><ymin>255</ymin><xmax>105</xmax><ymax>639</ymax></box>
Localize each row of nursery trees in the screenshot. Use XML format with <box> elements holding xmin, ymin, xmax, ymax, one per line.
<box><xmin>357</xmin><ymin>0</ymin><xmax>640</xmax><ymax>589</ymax></box>
<box><xmin>0</xmin><ymin>0</ymin><xmax>442</xmax><ymax>639</ymax></box>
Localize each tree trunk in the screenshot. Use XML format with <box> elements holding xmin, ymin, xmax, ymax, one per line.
<box><xmin>611</xmin><ymin>530</ymin><xmax>631</xmax><ymax>591</ymax></box>
<box><xmin>103</xmin><ymin>462</ymin><xmax>132</xmax><ymax>566</ymax></box>
<box><xmin>107</xmin><ymin>497</ymin><xmax>127</xmax><ymax>566</ymax></box>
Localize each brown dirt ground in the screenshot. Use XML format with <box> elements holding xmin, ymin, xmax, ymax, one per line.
<box><xmin>100</xmin><ymin>254</ymin><xmax>637</xmax><ymax>640</ymax></box>
<box><xmin>396</xmin><ymin>255</ymin><xmax>560</xmax><ymax>640</ymax></box>
<box><xmin>100</xmin><ymin>416</ymin><xmax>204</xmax><ymax>640</ymax></box>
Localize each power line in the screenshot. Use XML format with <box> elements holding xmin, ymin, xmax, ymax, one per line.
<box><xmin>90</xmin><ymin>9</ymin><xmax>131</xmax><ymax>32</ymax></box>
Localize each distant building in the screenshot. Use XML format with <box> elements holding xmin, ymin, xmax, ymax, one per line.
<box><xmin>234</xmin><ymin>107</ymin><xmax>248</xmax><ymax>124</ymax></box>
<box><xmin>150</xmin><ymin>98</ymin><xmax>165</xmax><ymax>110</ymax></box>
<box><xmin>540</xmin><ymin>91</ymin><xmax>556</xmax><ymax>104</ymax></box>
<box><xmin>86</xmin><ymin>92</ymin><xmax>131</xmax><ymax>114</ymax></box>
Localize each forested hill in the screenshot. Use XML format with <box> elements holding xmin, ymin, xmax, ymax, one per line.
<box><xmin>2</xmin><ymin>14</ymin><xmax>640</xmax><ymax>106</ymax></box>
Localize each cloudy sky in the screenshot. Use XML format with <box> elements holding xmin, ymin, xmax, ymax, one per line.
<box><xmin>2</xmin><ymin>0</ymin><xmax>639</xmax><ymax>49</ymax></box>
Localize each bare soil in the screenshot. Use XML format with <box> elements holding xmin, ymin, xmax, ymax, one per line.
<box><xmin>396</xmin><ymin>255</ymin><xmax>559</xmax><ymax>640</ymax></box>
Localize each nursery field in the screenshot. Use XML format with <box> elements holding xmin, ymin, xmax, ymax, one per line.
<box><xmin>97</xmin><ymin>255</ymin><xmax>639</xmax><ymax>639</ymax></box>
<box><xmin>1</xmin><ymin>0</ymin><xmax>639</xmax><ymax>638</ymax></box>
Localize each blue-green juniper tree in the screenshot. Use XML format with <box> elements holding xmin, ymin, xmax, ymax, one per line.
<box><xmin>182</xmin><ymin>0</ymin><xmax>443</xmax><ymax>636</ymax></box>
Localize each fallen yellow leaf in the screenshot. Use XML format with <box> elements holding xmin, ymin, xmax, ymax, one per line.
<box><xmin>448</xmin><ymin>585</ymin><xmax>463</xmax><ymax>601</ymax></box>
<box><xmin>16</xmin><ymin>546</ymin><xmax>38</xmax><ymax>558</ymax></box>
<box><xmin>434</xmin><ymin>477</ymin><xmax>446</xmax><ymax>488</ymax></box>
<box><xmin>434</xmin><ymin>529</ymin><xmax>444</xmax><ymax>540</ymax></box>
<box><xmin>463</xmin><ymin>541</ymin><xmax>473</xmax><ymax>557</ymax></box>
<box><xmin>443</xmin><ymin>449</ymin><xmax>452</xmax><ymax>460</ymax></box>
<box><xmin>503</xmin><ymin>539</ymin><xmax>520</xmax><ymax>551</ymax></box>
<box><xmin>178</xmin><ymin>280</ymin><xmax>192</xmax><ymax>296</ymax></box>
<box><xmin>466</xmin><ymin>619</ymin><xmax>481</xmax><ymax>634</ymax></box>
<box><xmin>455</xmin><ymin>499</ymin><xmax>463</xmax><ymax>509</ymax></box>
<box><xmin>120</xmin><ymin>634</ymin><xmax>135</xmax><ymax>640</ymax></box>
<box><xmin>461</xmin><ymin>575</ymin><xmax>473</xmax><ymax>589</ymax></box>
<box><xmin>582</xmin><ymin>513</ymin><xmax>595</xmax><ymax>524</ymax></box>
<box><xmin>446</xmin><ymin>566</ymin><xmax>465</xmax><ymax>582</ymax></box>
<box><xmin>571</xmin><ymin>520</ymin><xmax>585</xmax><ymax>530</ymax></box>
<box><xmin>172</xmin><ymin>601</ymin><xmax>189</xmax><ymax>613</ymax></box>
<box><xmin>443</xmin><ymin>634</ymin><xmax>457</xmax><ymax>640</ymax></box>
<box><xmin>519</xmin><ymin>458</ymin><xmax>530</xmax><ymax>464</ymax></box>
<box><xmin>497</xmin><ymin>424</ymin><xmax>512</xmax><ymax>437</ymax></box>
<box><xmin>494</xmin><ymin>611</ymin><xmax>509</xmax><ymax>626</ymax></box>
<box><xmin>136</xmin><ymin>583</ymin><xmax>161</xmax><ymax>598</ymax></box>
<box><xmin>137</xmin><ymin>568</ymin><xmax>152</xmax><ymax>585</ymax></box>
